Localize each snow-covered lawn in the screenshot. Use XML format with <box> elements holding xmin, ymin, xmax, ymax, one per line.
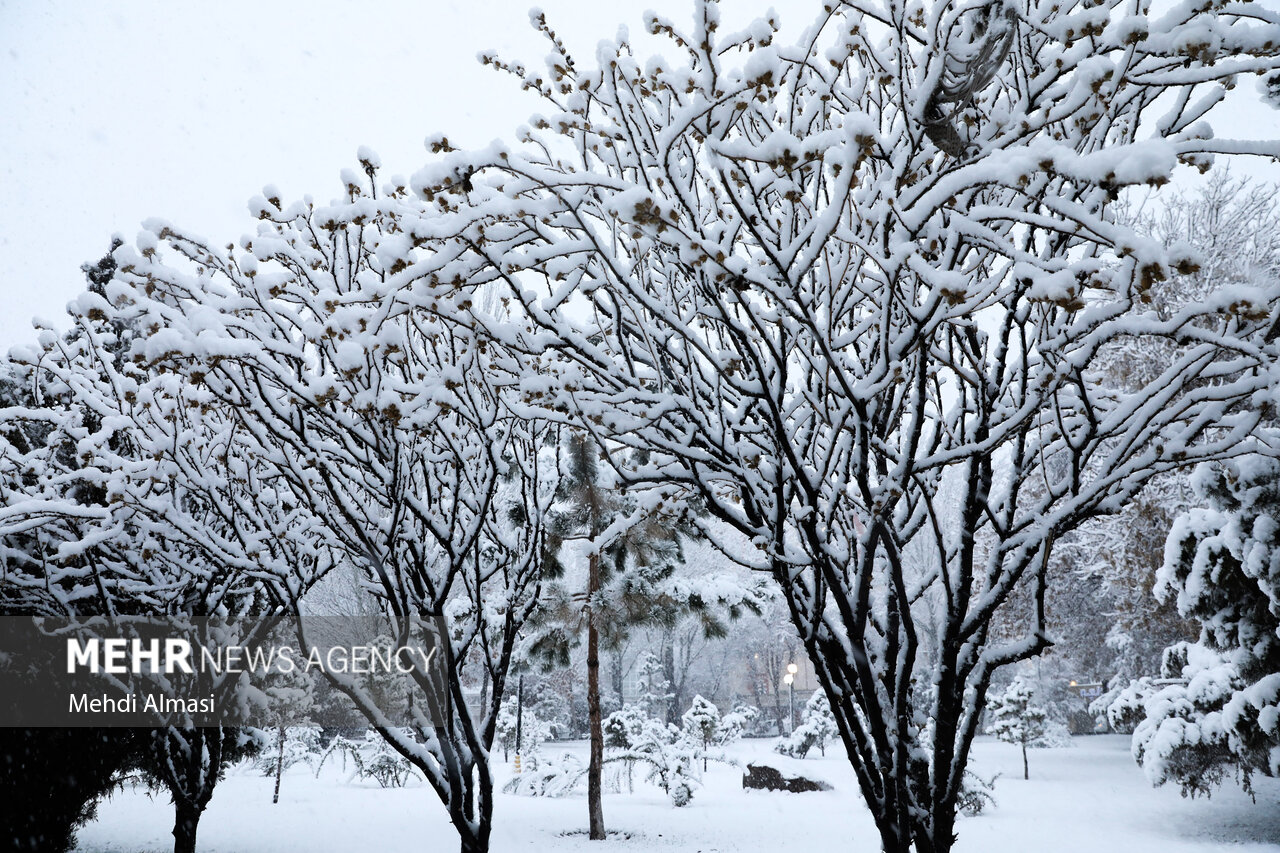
<box><xmin>74</xmin><ymin>735</ymin><xmax>1280</xmax><ymax>852</ymax></box>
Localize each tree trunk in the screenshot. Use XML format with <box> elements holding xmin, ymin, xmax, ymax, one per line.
<box><xmin>172</xmin><ymin>798</ymin><xmax>202</xmax><ymax>853</ymax></box>
<box><xmin>452</xmin><ymin>756</ymin><xmax>493</xmax><ymax>853</ymax></box>
<box><xmin>869</xmin><ymin>814</ymin><xmax>955</xmax><ymax>853</ymax></box>
<box><xmin>874</xmin><ymin>820</ymin><xmax>909</xmax><ymax>853</ymax></box>
<box><xmin>587</xmin><ymin>549</ymin><xmax>606</xmax><ymax>840</ymax></box>
<box><xmin>662</xmin><ymin>636</ymin><xmax>678</xmax><ymax>725</ymax></box>
<box><xmin>272</xmin><ymin>724</ymin><xmax>286</xmax><ymax>804</ymax></box>
<box><xmin>459</xmin><ymin>833</ymin><xmax>487</xmax><ymax>853</ymax></box>
<box><xmin>1022</xmin><ymin>741</ymin><xmax>1029</xmax><ymax>781</ymax></box>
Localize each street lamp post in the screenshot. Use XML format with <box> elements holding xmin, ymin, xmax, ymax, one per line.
<box><xmin>785</xmin><ymin>662</ymin><xmax>799</xmax><ymax>734</ymax></box>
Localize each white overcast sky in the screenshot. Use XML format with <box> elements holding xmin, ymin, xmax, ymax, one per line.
<box><xmin>2</xmin><ymin>0</ymin><xmax>1279</xmax><ymax>350</ymax></box>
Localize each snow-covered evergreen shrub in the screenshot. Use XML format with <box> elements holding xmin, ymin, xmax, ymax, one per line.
<box><xmin>775</xmin><ymin>692</ymin><xmax>839</xmax><ymax>758</ymax></box>
<box><xmin>956</xmin><ymin>770</ymin><xmax>1000</xmax><ymax>817</ymax></box>
<box><xmin>717</xmin><ymin>704</ymin><xmax>758</xmax><ymax>745</ymax></box>
<box><xmin>606</xmin><ymin>711</ymin><xmax>701</xmax><ymax>806</ymax></box>
<box><xmin>495</xmin><ymin>705</ymin><xmax>551</xmax><ymax>761</ymax></box>
<box><xmin>986</xmin><ymin>679</ymin><xmax>1049</xmax><ymax>779</ymax></box>
<box><xmin>317</xmin><ymin>730</ymin><xmax>419</xmax><ymax>788</ymax></box>
<box><xmin>255</xmin><ymin>727</ymin><xmax>324</xmax><ymax>777</ymax></box>
<box><xmin>1134</xmin><ymin>458</ymin><xmax>1280</xmax><ymax>797</ymax></box>
<box><xmin>1095</xmin><ymin>678</ymin><xmax>1158</xmax><ymax>734</ymax></box>
<box><xmin>681</xmin><ymin>695</ymin><xmax>722</xmax><ymax>771</ymax></box>
<box><xmin>602</xmin><ymin>706</ymin><xmax>648</xmax><ymax>793</ymax></box>
<box><xmin>603</xmin><ymin>706</ymin><xmax>648</xmax><ymax>749</ymax></box>
<box><xmin>502</xmin><ymin>752</ymin><xmax>586</xmax><ymax>797</ymax></box>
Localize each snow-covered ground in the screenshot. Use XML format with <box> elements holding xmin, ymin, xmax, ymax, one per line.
<box><xmin>74</xmin><ymin>735</ymin><xmax>1280</xmax><ymax>852</ymax></box>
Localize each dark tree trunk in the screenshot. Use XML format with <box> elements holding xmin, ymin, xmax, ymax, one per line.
<box><xmin>455</xmin><ymin>806</ymin><xmax>492</xmax><ymax>853</ymax></box>
<box><xmin>587</xmin><ymin>549</ymin><xmax>606</xmax><ymax>840</ymax></box>
<box><xmin>272</xmin><ymin>724</ymin><xmax>286</xmax><ymax>804</ymax></box>
<box><xmin>448</xmin><ymin>751</ymin><xmax>493</xmax><ymax>853</ymax></box>
<box><xmin>171</xmin><ymin>798</ymin><xmax>202</xmax><ymax>853</ymax></box>
<box><xmin>149</xmin><ymin>727</ymin><xmax>227</xmax><ymax>853</ymax></box>
<box><xmin>1022</xmin><ymin>741</ymin><xmax>1029</xmax><ymax>781</ymax></box>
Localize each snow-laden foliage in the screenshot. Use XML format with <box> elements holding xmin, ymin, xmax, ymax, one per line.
<box><xmin>602</xmin><ymin>704</ymin><xmax>704</xmax><ymax>805</ymax></box>
<box><xmin>1133</xmin><ymin>457</ymin><xmax>1280</xmax><ymax>797</ymax></box>
<box><xmin>1048</xmin><ymin>173</ymin><xmax>1280</xmax><ymax>694</ymax></box>
<box><xmin>495</xmin><ymin>703</ymin><xmax>552</xmax><ymax>760</ymax></box>
<box><xmin>955</xmin><ymin>769</ymin><xmax>999</xmax><ymax>817</ymax></box>
<box><xmin>986</xmin><ymin>677</ymin><xmax>1049</xmax><ymax>779</ymax></box>
<box><xmin>255</xmin><ymin>727</ymin><xmax>324</xmax><ymax>778</ymax></box>
<box><xmin>679</xmin><ymin>693</ymin><xmax>744</xmax><ymax>770</ymax></box>
<box><xmin>317</xmin><ymin>730</ymin><xmax>421</xmax><ymax>788</ymax></box>
<box><xmin>626</xmin><ymin>716</ymin><xmax>702</xmax><ymax>807</ymax></box>
<box><xmin>1094</xmin><ymin>676</ymin><xmax>1160</xmax><ymax>734</ymax></box>
<box><xmin>9</xmin><ymin>164</ymin><xmax>563</xmax><ymax>853</ymax></box>
<box><xmin>389</xmin><ymin>1</ymin><xmax>1280</xmax><ymax>850</ymax></box>
<box><xmin>0</xmin><ymin>242</ymin><xmax>312</xmax><ymax>853</ymax></box>
<box><xmin>776</xmin><ymin>690</ymin><xmax>840</xmax><ymax>758</ymax></box>
<box><xmin>502</xmin><ymin>751</ymin><xmax>587</xmax><ymax>798</ymax></box>
<box><xmin>717</xmin><ymin>704</ymin><xmax>757</xmax><ymax>745</ymax></box>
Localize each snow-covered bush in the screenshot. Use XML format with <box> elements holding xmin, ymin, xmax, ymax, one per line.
<box><xmin>317</xmin><ymin>731</ymin><xmax>420</xmax><ymax>788</ymax></box>
<box><xmin>255</xmin><ymin>727</ymin><xmax>324</xmax><ymax>777</ymax></box>
<box><xmin>605</xmin><ymin>711</ymin><xmax>700</xmax><ymax>806</ymax></box>
<box><xmin>956</xmin><ymin>770</ymin><xmax>1000</xmax><ymax>817</ymax></box>
<box><xmin>603</xmin><ymin>706</ymin><xmax>649</xmax><ymax>750</ymax></box>
<box><xmin>1133</xmin><ymin>458</ymin><xmax>1280</xmax><ymax>797</ymax></box>
<box><xmin>495</xmin><ymin>705</ymin><xmax>552</xmax><ymax>762</ymax></box>
<box><xmin>718</xmin><ymin>705</ymin><xmax>758</xmax><ymax>745</ymax></box>
<box><xmin>502</xmin><ymin>752</ymin><xmax>586</xmax><ymax>798</ymax></box>
<box><xmin>775</xmin><ymin>692</ymin><xmax>839</xmax><ymax>759</ymax></box>
<box><xmin>1094</xmin><ymin>678</ymin><xmax>1159</xmax><ymax>735</ymax></box>
<box><xmin>987</xmin><ymin>679</ymin><xmax>1050</xmax><ymax>780</ymax></box>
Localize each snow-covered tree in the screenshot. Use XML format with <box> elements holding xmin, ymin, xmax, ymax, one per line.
<box><xmin>34</xmin><ymin>160</ymin><xmax>563</xmax><ymax>853</ymax></box>
<box><xmin>524</xmin><ymin>431</ymin><xmax>764</xmax><ymax>837</ymax></box>
<box><xmin>636</xmin><ymin>651</ymin><xmax>674</xmax><ymax>721</ymax></box>
<box><xmin>495</xmin><ymin>703</ymin><xmax>551</xmax><ymax>762</ymax></box>
<box><xmin>261</xmin><ymin>655</ymin><xmax>317</xmax><ymax>804</ymax></box>
<box><xmin>776</xmin><ymin>690</ymin><xmax>840</xmax><ymax>759</ymax></box>
<box><xmin>398</xmin><ymin>2</ymin><xmax>1280</xmax><ymax>850</ymax></box>
<box><xmin>681</xmin><ymin>694</ymin><xmax>721</xmax><ymax>771</ymax></box>
<box><xmin>1133</xmin><ymin>457</ymin><xmax>1280</xmax><ymax>797</ymax></box>
<box><xmin>0</xmin><ymin>243</ymin><xmax>300</xmax><ymax>853</ymax></box>
<box><xmin>986</xmin><ymin>678</ymin><xmax>1049</xmax><ymax>780</ymax></box>
<box><xmin>526</xmin><ymin>431</ymin><xmax>688</xmax><ymax>839</ymax></box>
<box><xmin>1048</xmin><ymin>172</ymin><xmax>1280</xmax><ymax>696</ymax></box>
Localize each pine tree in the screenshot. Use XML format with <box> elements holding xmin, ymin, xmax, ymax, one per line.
<box><xmin>261</xmin><ymin>656</ymin><xmax>316</xmax><ymax>805</ymax></box>
<box><xmin>681</xmin><ymin>695</ymin><xmax>721</xmax><ymax>772</ymax></box>
<box><xmin>802</xmin><ymin>692</ymin><xmax>839</xmax><ymax>758</ymax></box>
<box><xmin>1133</xmin><ymin>457</ymin><xmax>1280</xmax><ymax>796</ymax></box>
<box><xmin>529</xmin><ymin>432</ymin><xmax>760</xmax><ymax>837</ymax></box>
<box><xmin>636</xmin><ymin>652</ymin><xmax>673</xmax><ymax>722</ymax></box>
<box><xmin>775</xmin><ymin>691</ymin><xmax>839</xmax><ymax>759</ymax></box>
<box><xmin>987</xmin><ymin>679</ymin><xmax>1049</xmax><ymax>781</ymax></box>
